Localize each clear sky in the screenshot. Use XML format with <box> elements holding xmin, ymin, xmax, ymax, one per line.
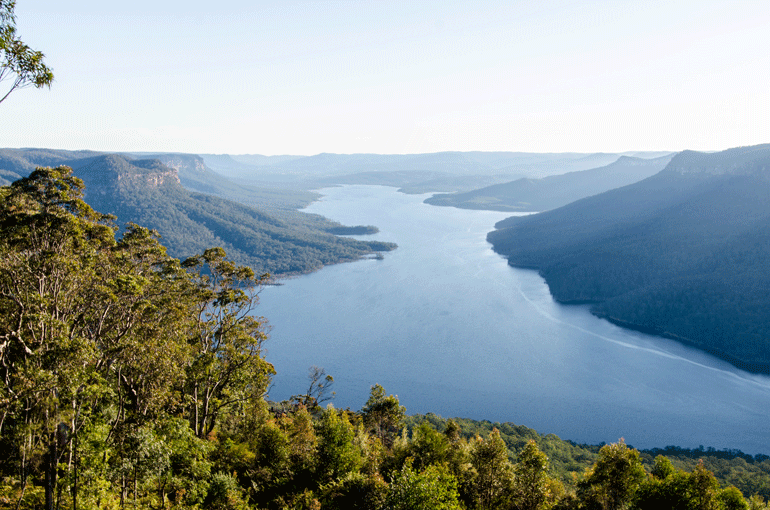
<box><xmin>1</xmin><ymin>0</ymin><xmax>768</xmax><ymax>155</ymax></box>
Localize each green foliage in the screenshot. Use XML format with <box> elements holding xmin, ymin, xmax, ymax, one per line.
<box><xmin>0</xmin><ymin>149</ymin><xmax>398</xmax><ymax>278</ymax></box>
<box><xmin>386</xmin><ymin>459</ymin><xmax>462</xmax><ymax>510</ymax></box>
<box><xmin>721</xmin><ymin>486</ymin><xmax>751</xmax><ymax>510</ymax></box>
<box><xmin>634</xmin><ymin>458</ymin><xmax>750</xmax><ymax>510</ymax></box>
<box><xmin>511</xmin><ymin>440</ymin><xmax>563</xmax><ymax>510</ymax></box>
<box><xmin>748</xmin><ymin>495</ymin><xmax>769</xmax><ymax>510</ymax></box>
<box><xmin>0</xmin><ymin>0</ymin><xmax>53</xmax><ymax>104</ymax></box>
<box><xmin>182</xmin><ymin>247</ymin><xmax>274</xmax><ymax>439</ymax></box>
<box><xmin>204</xmin><ymin>472</ymin><xmax>249</xmax><ymax>510</ymax></box>
<box><xmin>319</xmin><ymin>471</ymin><xmax>388</xmax><ymax>510</ymax></box>
<box><xmin>361</xmin><ymin>384</ymin><xmax>406</xmax><ymax>449</ymax></box>
<box><xmin>470</xmin><ymin>428</ymin><xmax>515</xmax><ymax>509</ymax></box>
<box><xmin>316</xmin><ymin>405</ymin><xmax>363</xmax><ymax>483</ymax></box>
<box><xmin>651</xmin><ymin>455</ymin><xmax>675</xmax><ymax>480</ymax></box>
<box><xmin>577</xmin><ymin>440</ymin><xmax>646</xmax><ymax>510</ymax></box>
<box><xmin>639</xmin><ymin>447</ymin><xmax>770</xmax><ymax>501</ymax></box>
<box><xmin>402</xmin><ymin>422</ymin><xmax>452</xmax><ymax>472</ymax></box>
<box><xmin>0</xmin><ymin>167</ymin><xmax>273</xmax><ymax>510</ymax></box>
<box><xmin>403</xmin><ymin>414</ymin><xmax>600</xmax><ymax>486</ymax></box>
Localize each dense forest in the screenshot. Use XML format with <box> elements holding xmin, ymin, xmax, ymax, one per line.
<box><xmin>488</xmin><ymin>144</ymin><xmax>770</xmax><ymax>373</ymax></box>
<box><xmin>0</xmin><ymin>149</ymin><xmax>396</xmax><ymax>277</ymax></box>
<box><xmin>1</xmin><ymin>166</ymin><xmax>768</xmax><ymax>510</ymax></box>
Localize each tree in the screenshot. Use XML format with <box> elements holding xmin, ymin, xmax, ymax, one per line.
<box><xmin>360</xmin><ymin>384</ymin><xmax>405</xmax><ymax>449</ymax></box>
<box><xmin>576</xmin><ymin>439</ymin><xmax>645</xmax><ymax>510</ymax></box>
<box><xmin>404</xmin><ymin>422</ymin><xmax>451</xmax><ymax>472</ymax></box>
<box><xmin>0</xmin><ymin>0</ymin><xmax>53</xmax><ymax>104</ymax></box>
<box><xmin>469</xmin><ymin>428</ymin><xmax>514</xmax><ymax>510</ymax></box>
<box><xmin>511</xmin><ymin>440</ymin><xmax>562</xmax><ymax>510</ymax></box>
<box><xmin>720</xmin><ymin>486</ymin><xmax>750</xmax><ymax>510</ymax></box>
<box><xmin>0</xmin><ymin>166</ymin><xmax>117</xmax><ymax>510</ymax></box>
<box><xmin>292</xmin><ymin>365</ymin><xmax>335</xmax><ymax>411</ymax></box>
<box><xmin>316</xmin><ymin>405</ymin><xmax>363</xmax><ymax>482</ymax></box>
<box><xmin>687</xmin><ymin>461</ymin><xmax>723</xmax><ymax>510</ymax></box>
<box><xmin>182</xmin><ymin>247</ymin><xmax>274</xmax><ymax>439</ymax></box>
<box><xmin>635</xmin><ymin>458</ymin><xmax>746</xmax><ymax>510</ymax></box>
<box><xmin>386</xmin><ymin>459</ymin><xmax>462</xmax><ymax>510</ymax></box>
<box><xmin>0</xmin><ymin>167</ymin><xmax>242</xmax><ymax>509</ymax></box>
<box><xmin>650</xmin><ymin>455</ymin><xmax>675</xmax><ymax>480</ymax></box>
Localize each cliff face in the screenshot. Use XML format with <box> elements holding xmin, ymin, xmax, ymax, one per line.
<box><xmin>664</xmin><ymin>144</ymin><xmax>770</xmax><ymax>179</ymax></box>
<box><xmin>73</xmin><ymin>154</ymin><xmax>181</xmax><ymax>196</ymax></box>
<box><xmin>148</xmin><ymin>153</ymin><xmax>208</xmax><ymax>176</ymax></box>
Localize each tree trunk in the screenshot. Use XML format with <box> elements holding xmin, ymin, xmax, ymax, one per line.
<box><xmin>72</xmin><ymin>432</ymin><xmax>78</xmax><ymax>510</ymax></box>
<box><xmin>45</xmin><ymin>430</ymin><xmax>57</xmax><ymax>510</ymax></box>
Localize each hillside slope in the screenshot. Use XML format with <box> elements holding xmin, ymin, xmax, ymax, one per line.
<box><xmin>0</xmin><ymin>149</ymin><xmax>396</xmax><ymax>276</ymax></box>
<box><xmin>425</xmin><ymin>155</ymin><xmax>673</xmax><ymax>211</ymax></box>
<box><xmin>487</xmin><ymin>144</ymin><xmax>770</xmax><ymax>372</ymax></box>
<box><xmin>73</xmin><ymin>155</ymin><xmax>396</xmax><ymax>276</ymax></box>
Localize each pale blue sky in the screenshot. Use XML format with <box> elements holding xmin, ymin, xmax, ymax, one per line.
<box><xmin>1</xmin><ymin>0</ymin><xmax>768</xmax><ymax>155</ymax></box>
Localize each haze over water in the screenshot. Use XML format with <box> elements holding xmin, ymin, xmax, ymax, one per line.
<box><xmin>260</xmin><ymin>185</ymin><xmax>770</xmax><ymax>454</ymax></box>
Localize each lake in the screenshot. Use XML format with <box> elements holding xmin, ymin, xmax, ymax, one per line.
<box><xmin>258</xmin><ymin>185</ymin><xmax>770</xmax><ymax>454</ymax></box>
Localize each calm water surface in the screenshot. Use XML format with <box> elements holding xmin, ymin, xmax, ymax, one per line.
<box><xmin>259</xmin><ymin>185</ymin><xmax>770</xmax><ymax>453</ymax></box>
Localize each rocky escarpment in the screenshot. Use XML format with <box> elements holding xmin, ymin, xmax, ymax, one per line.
<box><xmin>664</xmin><ymin>144</ymin><xmax>770</xmax><ymax>179</ymax></box>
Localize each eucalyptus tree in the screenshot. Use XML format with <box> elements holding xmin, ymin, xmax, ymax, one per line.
<box><xmin>0</xmin><ymin>166</ymin><xmax>119</xmax><ymax>510</ymax></box>
<box><xmin>510</xmin><ymin>440</ymin><xmax>562</xmax><ymax>510</ymax></box>
<box><xmin>576</xmin><ymin>440</ymin><xmax>646</xmax><ymax>510</ymax></box>
<box><xmin>361</xmin><ymin>384</ymin><xmax>405</xmax><ymax>449</ymax></box>
<box><xmin>469</xmin><ymin>428</ymin><xmax>515</xmax><ymax>510</ymax></box>
<box><xmin>0</xmin><ymin>0</ymin><xmax>53</xmax><ymax>104</ymax></box>
<box><xmin>182</xmin><ymin>247</ymin><xmax>274</xmax><ymax>439</ymax></box>
<box><xmin>0</xmin><ymin>166</ymin><xmax>274</xmax><ymax>509</ymax></box>
<box><xmin>386</xmin><ymin>459</ymin><xmax>462</xmax><ymax>510</ymax></box>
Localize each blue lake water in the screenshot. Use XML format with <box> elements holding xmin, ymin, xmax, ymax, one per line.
<box><xmin>258</xmin><ymin>185</ymin><xmax>770</xmax><ymax>453</ymax></box>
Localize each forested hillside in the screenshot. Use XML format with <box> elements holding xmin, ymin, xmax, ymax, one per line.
<box><xmin>488</xmin><ymin>144</ymin><xmax>770</xmax><ymax>372</ymax></box>
<box><xmin>424</xmin><ymin>155</ymin><xmax>673</xmax><ymax>211</ymax></box>
<box><xmin>0</xmin><ymin>149</ymin><xmax>396</xmax><ymax>276</ymax></box>
<box><xmin>131</xmin><ymin>152</ymin><xmax>319</xmax><ymax>212</ymax></box>
<box><xmin>1</xmin><ymin>167</ymin><xmax>767</xmax><ymax>509</ymax></box>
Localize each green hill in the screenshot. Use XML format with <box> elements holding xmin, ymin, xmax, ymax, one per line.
<box><xmin>0</xmin><ymin>149</ymin><xmax>396</xmax><ymax>276</ymax></box>
<box><xmin>487</xmin><ymin>144</ymin><xmax>770</xmax><ymax>372</ymax></box>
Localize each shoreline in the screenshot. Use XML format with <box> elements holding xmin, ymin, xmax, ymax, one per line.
<box><xmin>503</xmin><ymin>259</ymin><xmax>770</xmax><ymax>376</ymax></box>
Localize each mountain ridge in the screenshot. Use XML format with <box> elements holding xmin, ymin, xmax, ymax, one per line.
<box><xmin>425</xmin><ymin>154</ymin><xmax>674</xmax><ymax>211</ymax></box>
<box><xmin>487</xmin><ymin>144</ymin><xmax>770</xmax><ymax>372</ymax></box>
<box><xmin>0</xmin><ymin>149</ymin><xmax>396</xmax><ymax>277</ymax></box>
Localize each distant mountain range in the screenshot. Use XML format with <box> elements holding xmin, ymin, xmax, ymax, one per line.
<box><xmin>0</xmin><ymin>149</ymin><xmax>395</xmax><ymax>276</ymax></box>
<box><xmin>487</xmin><ymin>144</ymin><xmax>770</xmax><ymax>372</ymax></box>
<box><xmin>198</xmin><ymin>150</ymin><xmax>672</xmax><ymax>193</ymax></box>
<box><xmin>424</xmin><ymin>154</ymin><xmax>674</xmax><ymax>211</ymax></box>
